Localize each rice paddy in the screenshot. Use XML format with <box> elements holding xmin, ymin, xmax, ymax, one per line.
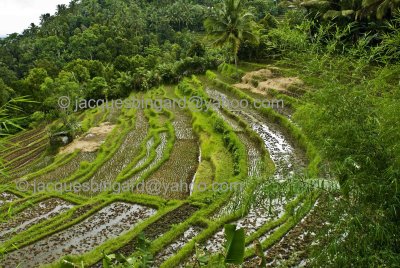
<box><xmin>0</xmin><ymin>65</ymin><xmax>320</xmax><ymax>267</ymax></box>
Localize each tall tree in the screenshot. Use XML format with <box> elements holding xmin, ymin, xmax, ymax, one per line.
<box><xmin>204</xmin><ymin>0</ymin><xmax>259</xmax><ymax>72</ymax></box>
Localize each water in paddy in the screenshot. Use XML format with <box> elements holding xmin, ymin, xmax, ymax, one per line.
<box><xmin>81</xmin><ymin>110</ymin><xmax>149</xmax><ymax>195</ymax></box>
<box><xmin>0</xmin><ymin>192</ymin><xmax>19</xmax><ymax>207</ymax></box>
<box><xmin>198</xmin><ymin>86</ymin><xmax>308</xmax><ymax>258</ymax></box>
<box><xmin>205</xmin><ymin>87</ymin><xmax>306</xmax><ymax>179</ymax></box>
<box><xmin>1</xmin><ymin>202</ymin><xmax>156</xmax><ymax>268</ymax></box>
<box><xmin>0</xmin><ymin>198</ymin><xmax>74</xmax><ymax>241</ymax></box>
<box><xmin>141</xmin><ymin>109</ymin><xmax>199</xmax><ymax>199</ymax></box>
<box><xmin>126</xmin><ymin>132</ymin><xmax>168</xmax><ymax>186</ymax></box>
<box><xmin>114</xmin><ymin>204</ymin><xmax>198</xmax><ymax>258</ymax></box>
<box><xmin>153</xmin><ymin>225</ymin><xmax>203</xmax><ymax>266</ymax></box>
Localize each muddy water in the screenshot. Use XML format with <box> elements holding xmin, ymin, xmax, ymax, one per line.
<box><xmin>207</xmin><ymin>98</ymin><xmax>264</xmax><ymax>178</ymax></box>
<box><xmin>153</xmin><ymin>226</ymin><xmax>202</xmax><ymax>266</ymax></box>
<box><xmin>172</xmin><ymin>109</ymin><xmax>195</xmax><ymax>140</ymax></box>
<box><xmin>139</xmin><ymin>139</ymin><xmax>198</xmax><ymax>199</ymax></box>
<box><xmin>206</xmin><ymin>89</ymin><xmax>263</xmax><ymax>178</ymax></box>
<box><xmin>115</xmin><ymin>204</ymin><xmax>198</xmax><ymax>258</ymax></box>
<box><xmin>206</xmin><ymin>88</ymin><xmax>306</xmax><ymax>180</ymax></box>
<box><xmin>212</xmin><ymin>107</ymin><xmax>243</xmax><ymax>131</ymax></box>
<box><xmin>190</xmin><ymin>147</ymin><xmax>202</xmax><ymax>195</ymax></box>
<box><xmin>126</xmin><ymin>132</ymin><xmax>168</xmax><ymax>185</ymax></box>
<box><xmin>235</xmin><ymin>110</ymin><xmax>306</xmax><ymax>180</ymax></box>
<box><xmin>237</xmin><ymin>133</ymin><xmax>262</xmax><ymax>178</ymax></box>
<box><xmin>0</xmin><ymin>192</ymin><xmax>19</xmax><ymax>207</ymax></box>
<box><xmin>0</xmin><ymin>198</ymin><xmax>74</xmax><ymax>241</ymax></box>
<box><xmin>245</xmin><ymin>200</ymin><xmax>321</xmax><ymax>267</ymax></box>
<box><xmin>141</xmin><ymin>109</ymin><xmax>199</xmax><ymax>199</ymax></box>
<box><xmin>205</xmin><ymin>198</ymin><xmax>287</xmax><ymax>254</ymax></box>
<box><xmin>194</xmin><ymin>87</ymin><xmax>307</xmax><ymax>259</ymax></box>
<box><xmin>1</xmin><ymin>202</ymin><xmax>156</xmax><ymax>268</ymax></box>
<box><xmin>82</xmin><ymin>110</ymin><xmax>149</xmax><ymax>195</ymax></box>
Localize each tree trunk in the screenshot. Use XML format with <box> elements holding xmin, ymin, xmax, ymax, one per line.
<box><xmin>235</xmin><ymin>54</ymin><xmax>239</xmax><ymax>80</ymax></box>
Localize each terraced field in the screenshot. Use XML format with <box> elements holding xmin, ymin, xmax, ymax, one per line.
<box><xmin>0</xmin><ymin>64</ymin><xmax>322</xmax><ymax>267</ymax></box>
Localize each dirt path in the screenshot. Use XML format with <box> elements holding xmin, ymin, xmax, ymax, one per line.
<box><xmin>60</xmin><ymin>122</ymin><xmax>116</xmax><ymax>154</ymax></box>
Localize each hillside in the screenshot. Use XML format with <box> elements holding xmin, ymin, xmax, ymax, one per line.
<box><xmin>0</xmin><ymin>0</ymin><xmax>399</xmax><ymax>267</ymax></box>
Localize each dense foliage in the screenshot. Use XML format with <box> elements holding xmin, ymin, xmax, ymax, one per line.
<box><xmin>0</xmin><ymin>0</ymin><xmax>228</xmax><ymax>128</ymax></box>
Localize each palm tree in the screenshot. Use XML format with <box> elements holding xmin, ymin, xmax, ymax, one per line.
<box><xmin>204</xmin><ymin>0</ymin><xmax>259</xmax><ymax>74</ymax></box>
<box><xmin>40</xmin><ymin>13</ymin><xmax>51</xmax><ymax>25</ymax></box>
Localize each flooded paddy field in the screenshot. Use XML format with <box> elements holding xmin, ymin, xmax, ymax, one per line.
<box><xmin>114</xmin><ymin>204</ymin><xmax>198</xmax><ymax>258</ymax></box>
<box><xmin>206</xmin><ymin>87</ymin><xmax>307</xmax><ymax>179</ymax></box>
<box><xmin>138</xmin><ymin>139</ymin><xmax>198</xmax><ymax>199</ymax></box>
<box><xmin>83</xmin><ymin>110</ymin><xmax>149</xmax><ymax>195</ymax></box>
<box><xmin>0</xmin><ymin>192</ymin><xmax>19</xmax><ymax>207</ymax></box>
<box><xmin>153</xmin><ymin>225</ymin><xmax>203</xmax><ymax>266</ymax></box>
<box><xmin>126</xmin><ymin>132</ymin><xmax>168</xmax><ymax>185</ymax></box>
<box><xmin>0</xmin><ymin>198</ymin><xmax>74</xmax><ymax>242</ymax></box>
<box><xmin>0</xmin><ymin>66</ymin><xmax>320</xmax><ymax>267</ymax></box>
<box><xmin>244</xmin><ymin>199</ymin><xmax>322</xmax><ymax>267</ymax></box>
<box><xmin>0</xmin><ymin>202</ymin><xmax>156</xmax><ymax>268</ymax></box>
<box><xmin>138</xmin><ymin>109</ymin><xmax>199</xmax><ymax>199</ymax></box>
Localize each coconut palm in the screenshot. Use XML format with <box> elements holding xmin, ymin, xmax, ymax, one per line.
<box><xmin>204</xmin><ymin>0</ymin><xmax>259</xmax><ymax>74</ymax></box>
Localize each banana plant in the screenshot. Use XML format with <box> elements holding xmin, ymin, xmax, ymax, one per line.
<box><xmin>224</xmin><ymin>224</ymin><xmax>245</xmax><ymax>265</ymax></box>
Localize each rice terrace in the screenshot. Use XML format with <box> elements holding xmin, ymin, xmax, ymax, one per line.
<box><xmin>0</xmin><ymin>0</ymin><xmax>399</xmax><ymax>267</ymax></box>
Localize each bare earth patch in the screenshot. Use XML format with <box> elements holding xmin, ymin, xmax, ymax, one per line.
<box><xmin>60</xmin><ymin>122</ymin><xmax>116</xmax><ymax>154</ymax></box>
<box><xmin>234</xmin><ymin>68</ymin><xmax>303</xmax><ymax>96</ymax></box>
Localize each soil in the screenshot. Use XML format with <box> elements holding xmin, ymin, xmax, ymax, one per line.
<box><xmin>4</xmin><ymin>143</ymin><xmax>47</xmax><ymax>171</ymax></box>
<box><xmin>7</xmin><ymin>127</ymin><xmax>46</xmax><ymax>145</ymax></box>
<box><xmin>11</xmin><ymin>155</ymin><xmax>54</xmax><ymax>179</ymax></box>
<box><xmin>60</xmin><ymin>122</ymin><xmax>116</xmax><ymax>154</ymax></box>
<box><xmin>3</xmin><ymin>134</ymin><xmax>47</xmax><ymax>162</ymax></box>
